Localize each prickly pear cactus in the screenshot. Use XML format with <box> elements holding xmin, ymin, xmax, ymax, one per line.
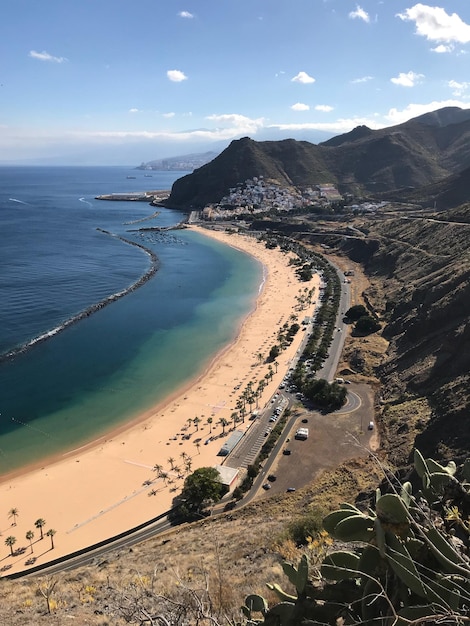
<box><xmin>242</xmin><ymin>450</ymin><xmax>470</xmax><ymax>625</ymax></box>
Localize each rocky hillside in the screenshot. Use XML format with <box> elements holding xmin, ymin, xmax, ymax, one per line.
<box><xmin>379</xmin><ymin>165</ymin><xmax>470</xmax><ymax>209</ymax></box>
<box><xmin>166</xmin><ymin>106</ymin><xmax>470</xmax><ymax>209</ymax></box>
<box><xmin>335</xmin><ymin>207</ymin><xmax>470</xmax><ymax>465</ymax></box>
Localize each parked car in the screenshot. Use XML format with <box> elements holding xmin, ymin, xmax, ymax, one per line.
<box><xmin>368</xmin><ymin>421</ymin><xmax>374</xmax><ymax>430</ymax></box>
<box><xmin>286</xmin><ymin>487</ymin><xmax>296</xmax><ymax>493</ymax></box>
<box><xmin>267</xmin><ymin>474</ymin><xmax>277</xmax><ymax>482</ymax></box>
<box><xmin>262</xmin><ymin>483</ymin><xmax>272</xmax><ymax>490</ymax></box>
<box><xmin>283</xmin><ymin>449</ymin><xmax>292</xmax><ymax>455</ymax></box>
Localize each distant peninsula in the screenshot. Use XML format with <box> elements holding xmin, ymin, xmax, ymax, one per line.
<box><xmin>136</xmin><ymin>151</ymin><xmax>219</xmax><ymax>172</ymax></box>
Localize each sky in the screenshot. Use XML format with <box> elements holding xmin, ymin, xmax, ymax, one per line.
<box><xmin>1</xmin><ymin>0</ymin><xmax>470</xmax><ymax>165</ymax></box>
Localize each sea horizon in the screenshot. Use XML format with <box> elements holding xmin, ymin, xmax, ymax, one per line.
<box><xmin>0</xmin><ymin>166</ymin><xmax>262</xmax><ymax>475</ymax></box>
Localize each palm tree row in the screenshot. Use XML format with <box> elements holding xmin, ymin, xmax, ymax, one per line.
<box><xmin>4</xmin><ymin>517</ymin><xmax>56</xmax><ymax>558</ymax></box>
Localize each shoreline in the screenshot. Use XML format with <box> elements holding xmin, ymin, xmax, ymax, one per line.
<box><xmin>0</xmin><ymin>226</ymin><xmax>320</xmax><ymax>576</ymax></box>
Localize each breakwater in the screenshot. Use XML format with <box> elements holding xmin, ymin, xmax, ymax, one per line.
<box><xmin>96</xmin><ymin>190</ymin><xmax>170</xmax><ymax>203</ymax></box>
<box><xmin>0</xmin><ymin>231</ymin><xmax>159</xmax><ymax>364</ymax></box>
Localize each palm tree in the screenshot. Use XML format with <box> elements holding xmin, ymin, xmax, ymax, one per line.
<box><xmin>46</xmin><ymin>529</ymin><xmax>56</xmax><ymax>550</ymax></box>
<box><xmin>195</xmin><ymin>441</ymin><xmax>201</xmax><ymax>455</ymax></box>
<box><xmin>207</xmin><ymin>417</ymin><xmax>213</xmax><ymax>433</ymax></box>
<box><xmin>218</xmin><ymin>418</ymin><xmax>229</xmax><ymax>434</ymax></box>
<box><xmin>167</xmin><ymin>457</ymin><xmax>175</xmax><ymax>471</ymax></box>
<box><xmin>8</xmin><ymin>507</ymin><xmax>19</xmax><ymax>526</ymax></box>
<box><xmin>193</xmin><ymin>416</ymin><xmax>200</xmax><ymax>431</ymax></box>
<box><xmin>26</xmin><ymin>530</ymin><xmax>34</xmax><ymax>553</ymax></box>
<box><xmin>153</xmin><ymin>463</ymin><xmax>163</xmax><ymax>477</ymax></box>
<box><xmin>5</xmin><ymin>535</ymin><xmax>16</xmax><ymax>556</ymax></box>
<box><xmin>274</xmin><ymin>360</ymin><xmax>279</xmax><ymax>374</ymax></box>
<box><xmin>35</xmin><ymin>518</ymin><xmax>46</xmax><ymax>540</ymax></box>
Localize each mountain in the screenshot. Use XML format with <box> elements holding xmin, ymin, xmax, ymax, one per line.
<box><xmin>329</xmin><ymin>204</ymin><xmax>470</xmax><ymax>466</ymax></box>
<box><xmin>381</xmin><ymin>164</ymin><xmax>470</xmax><ymax>209</ymax></box>
<box><xmin>137</xmin><ymin>151</ymin><xmax>219</xmax><ymax>171</ymax></box>
<box><xmin>165</xmin><ymin>106</ymin><xmax>470</xmax><ymax>209</ymax></box>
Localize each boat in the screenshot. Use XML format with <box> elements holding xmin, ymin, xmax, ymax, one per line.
<box><xmin>126</xmin><ymin>176</ymin><xmax>136</xmax><ymax>179</ymax></box>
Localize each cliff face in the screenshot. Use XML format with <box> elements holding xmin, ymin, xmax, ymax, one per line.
<box><xmin>339</xmin><ymin>209</ymin><xmax>470</xmax><ymax>462</ymax></box>
<box><xmin>166</xmin><ymin>107</ymin><xmax>470</xmax><ymax>209</ymax></box>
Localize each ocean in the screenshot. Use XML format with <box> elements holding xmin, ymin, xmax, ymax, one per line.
<box><xmin>0</xmin><ymin>166</ymin><xmax>262</xmax><ymax>475</ymax></box>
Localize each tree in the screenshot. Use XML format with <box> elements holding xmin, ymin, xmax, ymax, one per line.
<box><xmin>26</xmin><ymin>530</ymin><xmax>34</xmax><ymax>553</ymax></box>
<box><xmin>8</xmin><ymin>507</ymin><xmax>19</xmax><ymax>526</ymax></box>
<box><xmin>46</xmin><ymin>529</ymin><xmax>56</xmax><ymax>550</ymax></box>
<box><xmin>35</xmin><ymin>518</ymin><xmax>46</xmax><ymax>540</ymax></box>
<box><xmin>193</xmin><ymin>416</ymin><xmax>200</xmax><ymax>431</ymax></box>
<box><xmin>218</xmin><ymin>418</ymin><xmax>229</xmax><ymax>434</ymax></box>
<box><xmin>345</xmin><ymin>304</ymin><xmax>367</xmax><ymax>321</ymax></box>
<box><xmin>303</xmin><ymin>378</ymin><xmax>347</xmax><ymax>411</ymax></box>
<box><xmin>179</xmin><ymin>467</ymin><xmax>223</xmax><ymax>518</ymax></box>
<box><xmin>5</xmin><ymin>535</ymin><xmax>16</xmax><ymax>556</ymax></box>
<box><xmin>354</xmin><ymin>314</ymin><xmax>381</xmax><ymax>334</ymax></box>
<box><xmin>230</xmin><ymin>412</ymin><xmax>238</xmax><ymax>428</ymax></box>
<box><xmin>267</xmin><ymin>364</ymin><xmax>274</xmax><ymax>381</ymax></box>
<box><xmin>268</xmin><ymin>345</ymin><xmax>280</xmax><ymax>361</ymax></box>
<box><xmin>207</xmin><ymin>417</ymin><xmax>213</xmax><ymax>433</ymax></box>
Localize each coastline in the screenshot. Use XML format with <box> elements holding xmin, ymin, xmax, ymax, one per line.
<box><xmin>0</xmin><ymin>226</ymin><xmax>320</xmax><ymax>576</ymax></box>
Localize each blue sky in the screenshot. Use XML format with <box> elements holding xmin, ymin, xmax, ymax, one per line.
<box><xmin>1</xmin><ymin>1</ymin><xmax>470</xmax><ymax>164</ymax></box>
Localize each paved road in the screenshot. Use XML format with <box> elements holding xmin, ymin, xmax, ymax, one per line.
<box><xmin>22</xmin><ymin>262</ymin><xmax>361</xmax><ymax>578</ymax></box>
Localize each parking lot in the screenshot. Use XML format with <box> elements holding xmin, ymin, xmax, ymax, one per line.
<box><xmin>257</xmin><ymin>382</ymin><xmax>377</xmax><ymax>495</ymax></box>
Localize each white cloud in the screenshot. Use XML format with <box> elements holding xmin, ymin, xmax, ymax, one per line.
<box><xmin>349</xmin><ymin>6</ymin><xmax>370</xmax><ymax>23</ymax></box>
<box><xmin>315</xmin><ymin>104</ymin><xmax>334</xmax><ymax>112</ymax></box>
<box><xmin>351</xmin><ymin>75</ymin><xmax>374</xmax><ymax>84</ymax></box>
<box><xmin>205</xmin><ymin>113</ymin><xmax>265</xmax><ymax>137</ymax></box>
<box><xmin>167</xmin><ymin>69</ymin><xmax>188</xmax><ymax>82</ymax></box>
<box><xmin>163</xmin><ymin>112</ymin><xmax>175</xmax><ymax>118</ymax></box>
<box><xmin>385</xmin><ymin>100</ymin><xmax>470</xmax><ymax>124</ymax></box>
<box><xmin>178</xmin><ymin>11</ymin><xmax>194</xmax><ymax>19</ymax></box>
<box><xmin>128</xmin><ymin>108</ymin><xmax>140</xmax><ymax>114</ymax></box>
<box><xmin>270</xmin><ymin>116</ymin><xmax>383</xmax><ymax>134</ymax></box>
<box><xmin>291</xmin><ymin>71</ymin><xmax>315</xmax><ymax>84</ymax></box>
<box><xmin>29</xmin><ymin>50</ymin><xmax>67</xmax><ymax>63</ymax></box>
<box><xmin>390</xmin><ymin>71</ymin><xmax>424</xmax><ymax>87</ymax></box>
<box><xmin>448</xmin><ymin>80</ymin><xmax>470</xmax><ymax>97</ymax></box>
<box><xmin>432</xmin><ymin>44</ymin><xmax>454</xmax><ymax>53</ymax></box>
<box><xmin>397</xmin><ymin>4</ymin><xmax>470</xmax><ymax>44</ymax></box>
<box><xmin>291</xmin><ymin>102</ymin><xmax>310</xmax><ymax>111</ymax></box>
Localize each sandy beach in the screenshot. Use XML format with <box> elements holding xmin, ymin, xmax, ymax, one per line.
<box><xmin>0</xmin><ymin>226</ymin><xmax>320</xmax><ymax>576</ymax></box>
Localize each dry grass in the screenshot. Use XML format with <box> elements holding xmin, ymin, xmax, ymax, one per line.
<box><xmin>0</xmin><ymin>455</ymin><xmax>384</xmax><ymax>625</ymax></box>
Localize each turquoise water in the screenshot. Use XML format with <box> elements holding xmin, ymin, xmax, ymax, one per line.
<box><xmin>0</xmin><ymin>168</ymin><xmax>262</xmax><ymax>475</ymax></box>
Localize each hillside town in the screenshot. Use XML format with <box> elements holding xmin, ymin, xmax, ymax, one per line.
<box><xmin>200</xmin><ymin>176</ymin><xmax>343</xmax><ymax>220</ymax></box>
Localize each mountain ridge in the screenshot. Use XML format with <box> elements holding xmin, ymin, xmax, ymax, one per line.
<box><xmin>166</xmin><ymin>106</ymin><xmax>470</xmax><ymax>209</ymax></box>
